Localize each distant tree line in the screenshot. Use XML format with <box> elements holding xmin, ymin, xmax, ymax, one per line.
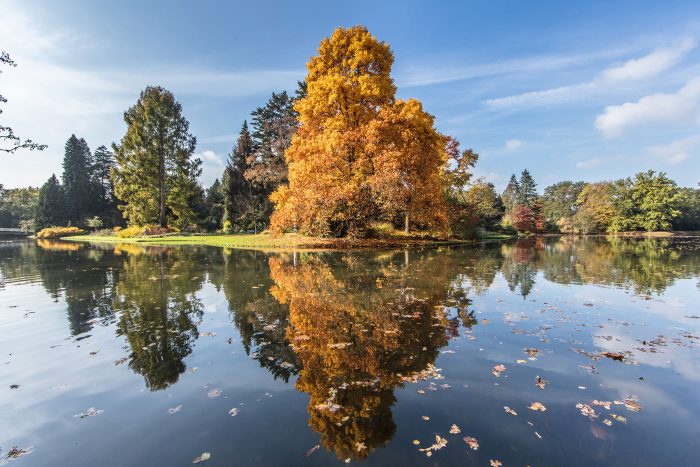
<box><xmin>2</xmin><ymin>28</ymin><xmax>698</xmax><ymax>237</ymax></box>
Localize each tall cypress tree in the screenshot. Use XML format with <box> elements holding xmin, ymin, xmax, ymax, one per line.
<box><xmin>112</xmin><ymin>86</ymin><xmax>200</xmax><ymax>228</ymax></box>
<box><xmin>35</xmin><ymin>174</ymin><xmax>66</xmax><ymax>229</ymax></box>
<box><xmin>62</xmin><ymin>135</ymin><xmax>93</xmax><ymax>223</ymax></box>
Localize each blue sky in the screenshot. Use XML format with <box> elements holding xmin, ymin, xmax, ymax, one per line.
<box><xmin>2</xmin><ymin>0</ymin><xmax>700</xmax><ymax>190</ymax></box>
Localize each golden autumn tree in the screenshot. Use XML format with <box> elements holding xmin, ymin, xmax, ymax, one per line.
<box><xmin>270</xmin><ymin>26</ymin><xmax>453</xmax><ymax>238</ymax></box>
<box><xmin>365</xmin><ymin>99</ymin><xmax>449</xmax><ymax>233</ymax></box>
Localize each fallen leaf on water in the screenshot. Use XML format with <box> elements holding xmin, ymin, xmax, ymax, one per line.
<box><xmin>168</xmin><ymin>405</ymin><xmax>182</xmax><ymax>414</ymax></box>
<box><xmin>9</xmin><ymin>384</ymin><xmax>20</xmax><ymax>389</ymax></box>
<box><xmin>73</xmin><ymin>407</ymin><xmax>104</xmax><ymax>418</ymax></box>
<box><xmin>490</xmin><ymin>460</ymin><xmax>502</xmax><ymax>467</ymax></box>
<box><xmin>421</xmin><ymin>415</ymin><xmax>430</xmax><ymax>421</ymax></box>
<box><xmin>529</xmin><ymin>402</ymin><xmax>546</xmax><ymax>412</ymax></box>
<box><xmin>600</xmin><ymin>351</ymin><xmax>625</xmax><ymax>361</ymax></box>
<box><xmin>623</xmin><ymin>397</ymin><xmax>642</xmax><ymax>412</ymax></box>
<box><xmin>535</xmin><ymin>431</ymin><xmax>542</xmax><ymax>439</ymax></box>
<box><xmin>207</xmin><ymin>388</ymin><xmax>222</xmax><ymax>398</ymax></box>
<box><xmin>192</xmin><ymin>452</ymin><xmax>211</xmax><ymax>464</ymax></box>
<box><xmin>5</xmin><ymin>446</ymin><xmax>33</xmax><ymax>459</ymax></box>
<box><xmin>412</xmin><ymin>440</ymin><xmax>420</xmax><ymax>445</ymax></box>
<box><xmin>463</xmin><ymin>436</ymin><xmax>479</xmax><ymax>450</ymax></box>
<box><xmin>504</xmin><ymin>406</ymin><xmax>518</xmax><ymax>416</ymax></box>
<box><xmin>114</xmin><ymin>357</ymin><xmax>128</xmax><ymax>365</ymax></box>
<box><xmin>200</xmin><ymin>332</ymin><xmax>216</xmax><ymax>337</ymax></box>
<box><xmin>418</xmin><ymin>435</ymin><xmax>447</xmax><ymax>456</ymax></box>
<box><xmin>449</xmin><ymin>424</ymin><xmax>461</xmax><ymax>434</ymax></box>
<box><xmin>303</xmin><ymin>445</ymin><xmax>320</xmax><ymax>458</ymax></box>
<box><xmin>576</xmin><ymin>403</ymin><xmax>597</xmax><ymax>419</ymax></box>
<box><xmin>228</xmin><ymin>408</ymin><xmax>239</xmax><ymax>417</ymax></box>
<box><xmin>592</xmin><ymin>400</ymin><xmax>611</xmax><ymax>410</ymax></box>
<box><xmin>517</xmin><ymin>359</ymin><xmax>527</xmax><ymax>364</ymax></box>
<box><xmin>492</xmin><ymin>364</ymin><xmax>506</xmax><ymax>377</ymax></box>
<box><xmin>602</xmin><ymin>419</ymin><xmax>612</xmax><ymax>426</ymax></box>
<box><xmin>611</xmin><ymin>413</ymin><xmax>627</xmax><ymax>423</ymax></box>
<box><xmin>535</xmin><ymin>376</ymin><xmax>548</xmax><ymax>389</ymax></box>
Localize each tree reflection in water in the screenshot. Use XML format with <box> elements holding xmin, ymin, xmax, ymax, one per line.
<box><xmin>113</xmin><ymin>246</ymin><xmax>204</xmax><ymax>391</ymax></box>
<box><xmin>267</xmin><ymin>250</ymin><xmax>478</xmax><ymax>460</ymax></box>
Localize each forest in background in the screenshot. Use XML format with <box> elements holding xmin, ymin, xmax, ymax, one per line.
<box><xmin>1</xmin><ymin>27</ymin><xmax>699</xmax><ymax>238</ymax></box>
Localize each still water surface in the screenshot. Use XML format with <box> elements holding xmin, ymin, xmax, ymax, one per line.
<box><xmin>1</xmin><ymin>237</ymin><xmax>700</xmax><ymax>466</ymax></box>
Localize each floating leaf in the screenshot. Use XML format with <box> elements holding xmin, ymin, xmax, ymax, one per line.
<box><xmin>449</xmin><ymin>424</ymin><xmax>461</xmax><ymax>434</ymax></box>
<box><xmin>602</xmin><ymin>419</ymin><xmax>612</xmax><ymax>426</ymax></box>
<box><xmin>611</xmin><ymin>413</ymin><xmax>627</xmax><ymax>423</ymax></box>
<box><xmin>421</xmin><ymin>415</ymin><xmax>430</xmax><ymax>421</ymax></box>
<box><xmin>492</xmin><ymin>364</ymin><xmax>506</xmax><ymax>377</ymax></box>
<box><xmin>412</xmin><ymin>440</ymin><xmax>420</xmax><ymax>445</ymax></box>
<box><xmin>303</xmin><ymin>445</ymin><xmax>320</xmax><ymax>458</ymax></box>
<box><xmin>592</xmin><ymin>400</ymin><xmax>611</xmax><ymax>410</ymax></box>
<box><xmin>207</xmin><ymin>388</ymin><xmax>222</xmax><ymax>398</ymax></box>
<box><xmin>490</xmin><ymin>460</ymin><xmax>502</xmax><ymax>467</ymax></box>
<box><xmin>535</xmin><ymin>376</ymin><xmax>548</xmax><ymax>389</ymax></box>
<box><xmin>576</xmin><ymin>403</ymin><xmax>597</xmax><ymax>419</ymax></box>
<box><xmin>623</xmin><ymin>397</ymin><xmax>642</xmax><ymax>412</ymax></box>
<box><xmin>168</xmin><ymin>405</ymin><xmax>182</xmax><ymax>414</ymax></box>
<box><xmin>504</xmin><ymin>406</ymin><xmax>518</xmax><ymax>416</ymax></box>
<box><xmin>529</xmin><ymin>402</ymin><xmax>546</xmax><ymax>411</ymax></box>
<box><xmin>192</xmin><ymin>452</ymin><xmax>211</xmax><ymax>464</ymax></box>
<box><xmin>463</xmin><ymin>436</ymin><xmax>479</xmax><ymax>450</ymax></box>
<box><xmin>73</xmin><ymin>407</ymin><xmax>103</xmax><ymax>418</ymax></box>
<box><xmin>228</xmin><ymin>407</ymin><xmax>239</xmax><ymax>417</ymax></box>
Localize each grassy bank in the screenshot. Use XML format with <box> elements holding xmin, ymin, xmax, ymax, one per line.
<box><xmin>65</xmin><ymin>232</ymin><xmax>480</xmax><ymax>250</ymax></box>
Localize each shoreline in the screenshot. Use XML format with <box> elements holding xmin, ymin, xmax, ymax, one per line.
<box><xmin>63</xmin><ymin>233</ymin><xmax>515</xmax><ymax>251</ymax></box>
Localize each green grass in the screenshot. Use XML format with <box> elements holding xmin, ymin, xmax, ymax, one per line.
<box><xmin>66</xmin><ymin>232</ymin><xmax>476</xmax><ymax>250</ymax></box>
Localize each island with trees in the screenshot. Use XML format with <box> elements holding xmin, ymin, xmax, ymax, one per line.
<box><xmin>1</xmin><ymin>26</ymin><xmax>698</xmax><ymax>248</ymax></box>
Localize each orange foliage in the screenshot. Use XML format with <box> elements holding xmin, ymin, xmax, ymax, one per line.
<box><xmin>270</xmin><ymin>26</ymin><xmax>450</xmax><ymax>238</ymax></box>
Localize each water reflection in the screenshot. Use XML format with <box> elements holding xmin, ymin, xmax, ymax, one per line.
<box><xmin>113</xmin><ymin>248</ymin><xmax>204</xmax><ymax>390</ymax></box>
<box><xmin>269</xmin><ymin>252</ymin><xmax>463</xmax><ymax>460</ymax></box>
<box><xmin>1</xmin><ymin>236</ymin><xmax>700</xmax><ymax>464</ymax></box>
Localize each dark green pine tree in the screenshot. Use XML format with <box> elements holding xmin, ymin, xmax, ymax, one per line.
<box><xmin>518</xmin><ymin>169</ymin><xmax>538</xmax><ymax>207</ymax></box>
<box><xmin>501</xmin><ymin>174</ymin><xmax>520</xmax><ymax>211</ymax></box>
<box><xmin>62</xmin><ymin>135</ymin><xmax>93</xmax><ymax>223</ymax></box>
<box><xmin>204</xmin><ymin>178</ymin><xmax>224</xmax><ymax>230</ymax></box>
<box><xmin>222</xmin><ymin>121</ymin><xmax>256</xmax><ymax>231</ymax></box>
<box><xmin>35</xmin><ymin>174</ymin><xmax>67</xmax><ymax>229</ymax></box>
<box><xmin>91</xmin><ymin>145</ymin><xmax>115</xmax><ymax>204</ymax></box>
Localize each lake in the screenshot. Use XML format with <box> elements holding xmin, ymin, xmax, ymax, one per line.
<box><xmin>1</xmin><ymin>236</ymin><xmax>700</xmax><ymax>466</ymax></box>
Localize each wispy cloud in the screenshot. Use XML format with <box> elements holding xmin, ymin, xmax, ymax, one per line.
<box><xmin>194</xmin><ymin>150</ymin><xmax>227</xmax><ymax>186</ymax></box>
<box><xmin>575</xmin><ymin>158</ymin><xmax>601</xmax><ymax>169</ymax></box>
<box><xmin>647</xmin><ymin>134</ymin><xmax>699</xmax><ymax>164</ymax></box>
<box><xmin>504</xmin><ymin>139</ymin><xmax>525</xmax><ymax>150</ymax></box>
<box><xmin>602</xmin><ymin>38</ymin><xmax>696</xmax><ymax>81</ymax></box>
<box><xmin>483</xmin><ymin>37</ymin><xmax>696</xmax><ymax>109</ymax></box>
<box><xmin>595</xmin><ymin>76</ymin><xmax>700</xmax><ymax>138</ymax></box>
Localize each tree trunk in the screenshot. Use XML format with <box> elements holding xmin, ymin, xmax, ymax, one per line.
<box><xmin>404</xmin><ymin>211</ymin><xmax>409</xmax><ymax>234</ymax></box>
<box><xmin>159</xmin><ymin>152</ymin><xmax>166</xmax><ymax>228</ymax></box>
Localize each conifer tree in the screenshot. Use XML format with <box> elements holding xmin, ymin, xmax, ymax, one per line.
<box><xmin>222</xmin><ymin>122</ymin><xmax>257</xmax><ymax>231</ymax></box>
<box><xmin>35</xmin><ymin>174</ymin><xmax>66</xmax><ymax>229</ymax></box>
<box><xmin>62</xmin><ymin>135</ymin><xmax>93</xmax><ymax>223</ymax></box>
<box><xmin>518</xmin><ymin>169</ymin><xmax>537</xmax><ymax>207</ymax></box>
<box><xmin>112</xmin><ymin>86</ymin><xmax>200</xmax><ymax>228</ymax></box>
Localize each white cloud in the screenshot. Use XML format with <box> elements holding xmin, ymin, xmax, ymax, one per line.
<box><xmin>602</xmin><ymin>37</ymin><xmax>696</xmax><ymax>82</ymax></box>
<box><xmin>504</xmin><ymin>139</ymin><xmax>524</xmax><ymax>150</ymax></box>
<box><xmin>194</xmin><ymin>150</ymin><xmax>227</xmax><ymax>187</ymax></box>
<box><xmin>484</xmin><ymin>37</ymin><xmax>696</xmax><ymax>110</ymax></box>
<box><xmin>0</xmin><ymin>1</ymin><xmax>300</xmax><ymax>187</ymax></box>
<box><xmin>595</xmin><ymin>77</ymin><xmax>700</xmax><ymax>138</ymax></box>
<box><xmin>647</xmin><ymin>135</ymin><xmax>699</xmax><ymax>164</ymax></box>
<box><xmin>575</xmin><ymin>158</ymin><xmax>601</xmax><ymax>169</ymax></box>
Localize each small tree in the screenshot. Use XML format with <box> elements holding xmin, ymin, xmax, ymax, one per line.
<box><xmin>512</xmin><ymin>204</ymin><xmax>535</xmax><ymax>232</ymax></box>
<box><xmin>86</xmin><ymin>216</ymin><xmax>103</xmax><ymax>230</ymax></box>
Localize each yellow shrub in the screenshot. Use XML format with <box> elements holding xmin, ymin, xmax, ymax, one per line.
<box><xmin>116</xmin><ymin>225</ymin><xmax>144</xmax><ymax>238</ymax></box>
<box><xmin>36</xmin><ymin>226</ymin><xmax>86</xmax><ymax>239</ymax></box>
